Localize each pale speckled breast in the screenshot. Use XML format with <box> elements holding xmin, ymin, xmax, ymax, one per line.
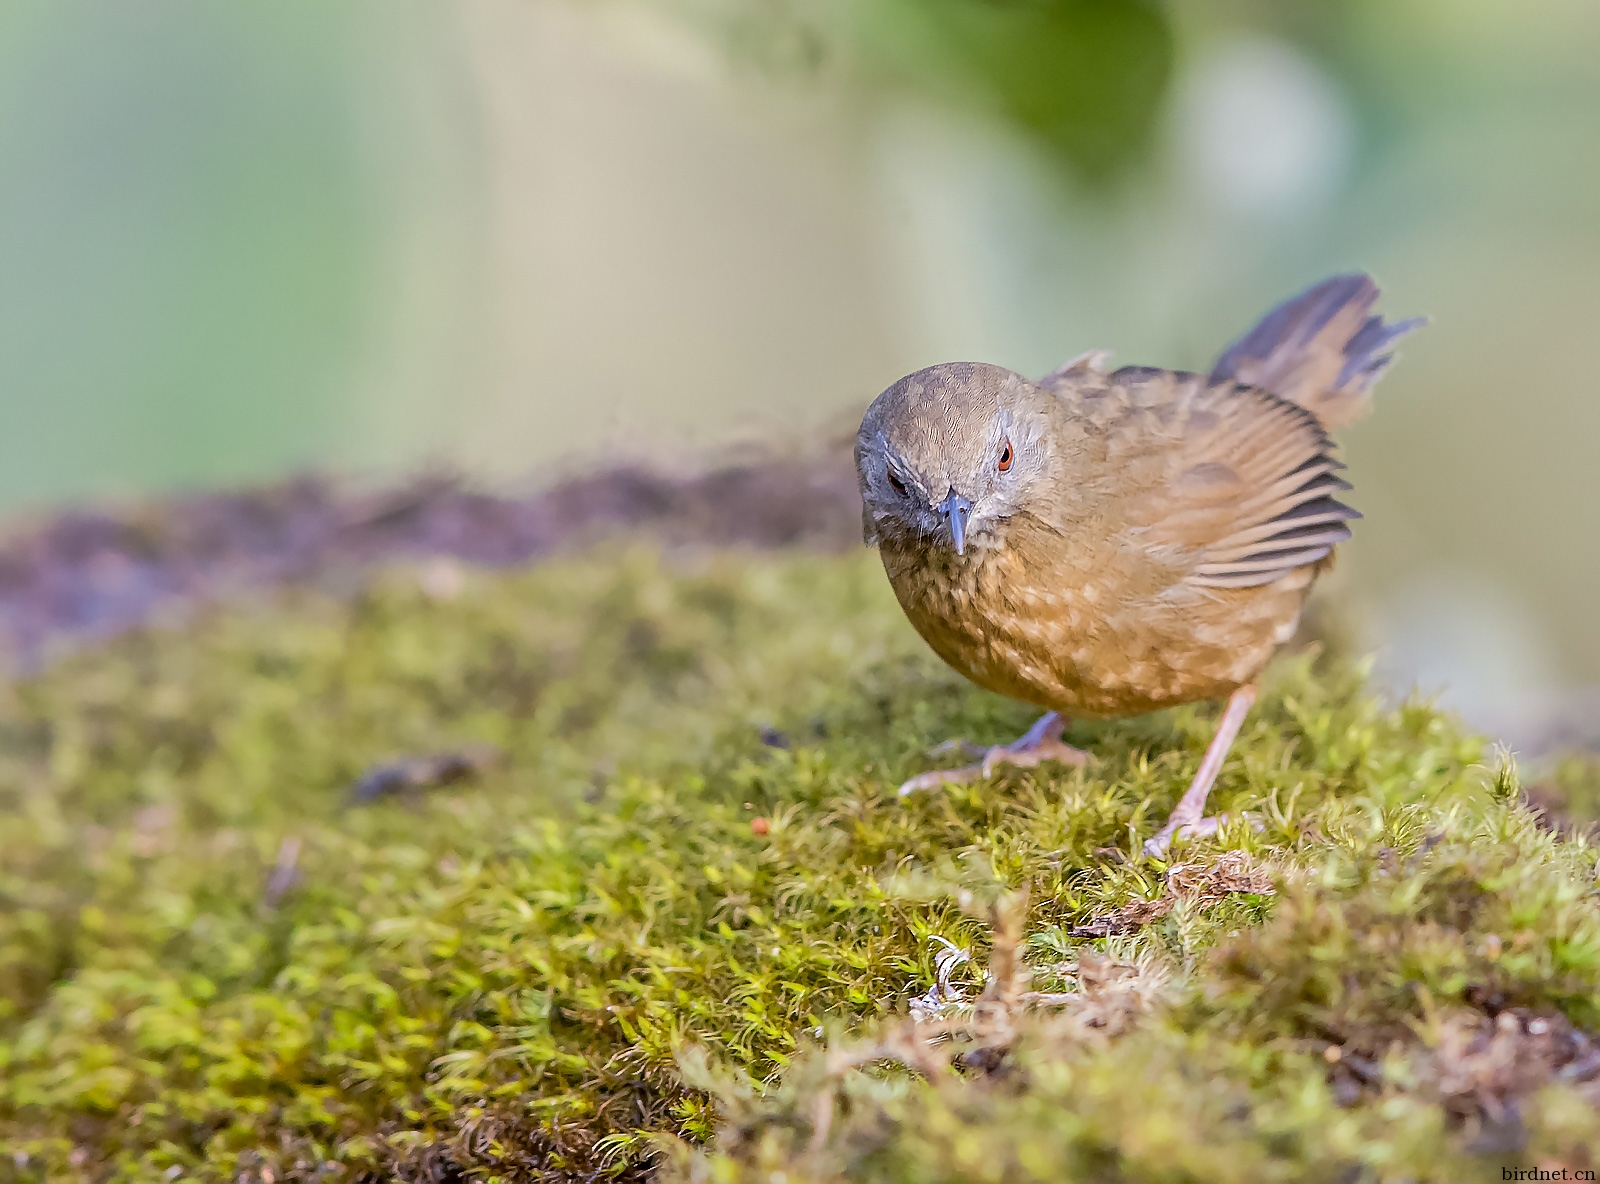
<box><xmin>878</xmin><ymin>531</ymin><xmax>1317</xmax><ymax>718</ymax></box>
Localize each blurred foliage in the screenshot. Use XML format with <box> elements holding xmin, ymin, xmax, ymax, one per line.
<box><xmin>0</xmin><ymin>2</ymin><xmax>381</xmax><ymax>506</ymax></box>
<box><xmin>4</xmin><ymin>543</ymin><xmax>1599</xmax><ymax>1180</ymax></box>
<box><xmin>850</xmin><ymin>0</ymin><xmax>1174</xmax><ymax>178</ymax></box>
<box><xmin>688</xmin><ymin>0</ymin><xmax>1175</xmax><ymax>178</ymax></box>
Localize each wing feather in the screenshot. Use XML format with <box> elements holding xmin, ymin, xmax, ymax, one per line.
<box><xmin>1105</xmin><ymin>368</ymin><xmax>1359</xmax><ymax>590</ymax></box>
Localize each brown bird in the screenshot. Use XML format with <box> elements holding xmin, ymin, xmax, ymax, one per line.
<box><xmin>855</xmin><ymin>275</ymin><xmax>1423</xmax><ymax>856</ymax></box>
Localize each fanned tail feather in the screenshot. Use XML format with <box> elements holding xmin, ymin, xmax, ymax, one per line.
<box><xmin>1211</xmin><ymin>274</ymin><xmax>1425</xmax><ymax>431</ymax></box>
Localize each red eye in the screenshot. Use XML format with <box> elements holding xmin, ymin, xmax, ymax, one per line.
<box><xmin>887</xmin><ymin>469</ymin><xmax>907</xmax><ymax>495</ymax></box>
<box><xmin>997</xmin><ymin>440</ymin><xmax>1013</xmax><ymax>472</ymax></box>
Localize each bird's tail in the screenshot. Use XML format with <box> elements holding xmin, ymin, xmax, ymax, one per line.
<box><xmin>1210</xmin><ymin>274</ymin><xmax>1425</xmax><ymax>431</ymax></box>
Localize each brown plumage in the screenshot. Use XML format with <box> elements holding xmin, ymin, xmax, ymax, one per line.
<box><xmin>855</xmin><ymin>274</ymin><xmax>1423</xmax><ymax>854</ymax></box>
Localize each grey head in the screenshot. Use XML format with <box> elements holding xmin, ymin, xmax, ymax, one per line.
<box><xmin>855</xmin><ymin>361</ymin><xmax>1054</xmax><ymax>557</ymax></box>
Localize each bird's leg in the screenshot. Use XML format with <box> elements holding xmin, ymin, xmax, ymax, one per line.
<box><xmin>898</xmin><ymin>711</ymin><xmax>1089</xmax><ymax>797</ymax></box>
<box><xmin>1143</xmin><ymin>684</ymin><xmax>1258</xmax><ymax>857</ymax></box>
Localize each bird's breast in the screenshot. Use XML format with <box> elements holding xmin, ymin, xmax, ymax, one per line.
<box><xmin>877</xmin><ymin>528</ymin><xmax>1303</xmax><ymax>717</ymax></box>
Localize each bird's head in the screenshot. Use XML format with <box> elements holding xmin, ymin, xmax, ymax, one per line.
<box><xmin>855</xmin><ymin>362</ymin><xmax>1053</xmax><ymax>559</ymax></box>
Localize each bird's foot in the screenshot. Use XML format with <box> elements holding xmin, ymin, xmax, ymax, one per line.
<box><xmin>1142</xmin><ymin>813</ymin><xmax>1262</xmax><ymax>858</ymax></box>
<box><xmin>927</xmin><ymin>738</ymin><xmax>988</xmax><ymax>759</ymax></box>
<box><xmin>979</xmin><ymin>733</ymin><xmax>1090</xmax><ymax>776</ymax></box>
<box><xmin>1141</xmin><ymin>684</ymin><xmax>1262</xmax><ymax>858</ymax></box>
<box><xmin>898</xmin><ymin>712</ymin><xmax>1088</xmax><ymax>797</ymax></box>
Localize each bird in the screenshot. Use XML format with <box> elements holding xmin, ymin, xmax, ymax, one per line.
<box><xmin>854</xmin><ymin>274</ymin><xmax>1423</xmax><ymax>856</ymax></box>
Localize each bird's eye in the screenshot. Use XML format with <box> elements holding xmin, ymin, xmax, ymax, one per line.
<box><xmin>997</xmin><ymin>439</ymin><xmax>1013</xmax><ymax>473</ymax></box>
<box><xmin>887</xmin><ymin>468</ymin><xmax>907</xmax><ymax>495</ymax></box>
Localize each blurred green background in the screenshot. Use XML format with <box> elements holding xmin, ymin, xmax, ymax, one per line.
<box><xmin>0</xmin><ymin>0</ymin><xmax>1596</xmax><ymax>746</ymax></box>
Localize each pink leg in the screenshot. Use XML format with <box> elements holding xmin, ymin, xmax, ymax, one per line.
<box><xmin>1143</xmin><ymin>684</ymin><xmax>1258</xmax><ymax>857</ymax></box>
<box><xmin>898</xmin><ymin>711</ymin><xmax>1089</xmax><ymax>797</ymax></box>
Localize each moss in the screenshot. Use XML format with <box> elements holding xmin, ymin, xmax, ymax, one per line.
<box><xmin>0</xmin><ymin>544</ymin><xmax>1595</xmax><ymax>1182</ymax></box>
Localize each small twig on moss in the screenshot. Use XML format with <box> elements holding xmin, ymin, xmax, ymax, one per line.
<box><xmin>773</xmin><ymin>887</ymin><xmax>1164</xmax><ymax>1159</ymax></box>
<box><xmin>1072</xmin><ymin>850</ymin><xmax>1275</xmax><ymax>936</ymax></box>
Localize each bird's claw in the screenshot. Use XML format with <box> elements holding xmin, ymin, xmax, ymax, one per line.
<box><xmin>928</xmin><ymin>738</ymin><xmax>987</xmax><ymax>759</ymax></box>
<box><xmin>980</xmin><ymin>737</ymin><xmax>1089</xmax><ymax>776</ymax></box>
<box><xmin>898</xmin><ymin>763</ymin><xmax>984</xmax><ymax>796</ymax></box>
<box><xmin>899</xmin><ymin>719</ymin><xmax>1089</xmax><ymax>797</ymax></box>
<box><xmin>1142</xmin><ymin>813</ymin><xmax>1262</xmax><ymax>858</ymax></box>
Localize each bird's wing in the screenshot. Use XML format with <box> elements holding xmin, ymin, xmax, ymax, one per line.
<box><xmin>1103</xmin><ymin>368</ymin><xmax>1358</xmax><ymax>590</ymax></box>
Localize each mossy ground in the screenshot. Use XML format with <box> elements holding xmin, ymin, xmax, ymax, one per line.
<box><xmin>1</xmin><ymin>543</ymin><xmax>1597</xmax><ymax>1182</ymax></box>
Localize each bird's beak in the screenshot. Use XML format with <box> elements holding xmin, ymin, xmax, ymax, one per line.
<box><xmin>937</xmin><ymin>490</ymin><xmax>973</xmax><ymax>555</ymax></box>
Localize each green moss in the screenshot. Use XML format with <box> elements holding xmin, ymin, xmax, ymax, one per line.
<box><xmin>0</xmin><ymin>544</ymin><xmax>1595</xmax><ymax>1181</ymax></box>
